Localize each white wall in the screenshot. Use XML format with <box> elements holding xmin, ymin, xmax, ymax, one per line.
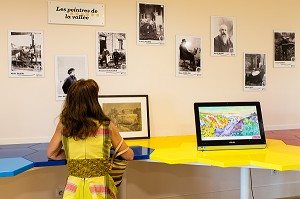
<box><xmin>1</xmin><ymin>0</ymin><xmax>300</xmax><ymax>144</ymax></box>
<box><xmin>1</xmin><ymin>0</ymin><xmax>300</xmax><ymax>198</ymax></box>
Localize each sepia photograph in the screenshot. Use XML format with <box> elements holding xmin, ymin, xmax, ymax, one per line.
<box><xmin>176</xmin><ymin>35</ymin><xmax>202</xmax><ymax>77</ymax></box>
<box><xmin>137</xmin><ymin>2</ymin><xmax>165</xmax><ymax>45</ymax></box>
<box><xmin>274</xmin><ymin>30</ymin><xmax>295</xmax><ymax>68</ymax></box>
<box><xmin>244</xmin><ymin>53</ymin><xmax>267</xmax><ymax>91</ymax></box>
<box><xmin>96</xmin><ymin>31</ymin><xmax>127</xmax><ymax>76</ymax></box>
<box><xmin>55</xmin><ymin>55</ymin><xmax>88</xmax><ymax>100</ymax></box>
<box><xmin>211</xmin><ymin>16</ymin><xmax>236</xmax><ymax>56</ymax></box>
<box><xmin>8</xmin><ymin>30</ymin><xmax>44</xmax><ymax>77</ymax></box>
<box><xmin>98</xmin><ymin>95</ymin><xmax>150</xmax><ymax>139</ymax></box>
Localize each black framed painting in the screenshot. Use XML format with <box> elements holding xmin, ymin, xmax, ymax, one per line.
<box><xmin>98</xmin><ymin>95</ymin><xmax>150</xmax><ymax>139</ymax></box>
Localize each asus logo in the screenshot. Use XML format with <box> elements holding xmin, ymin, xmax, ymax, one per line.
<box><xmin>229</xmin><ymin>141</ymin><xmax>235</xmax><ymax>144</ymax></box>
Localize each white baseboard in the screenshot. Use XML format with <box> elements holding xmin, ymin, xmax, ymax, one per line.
<box><xmin>152</xmin><ymin>182</ymin><xmax>300</xmax><ymax>199</ymax></box>
<box><xmin>252</xmin><ymin>182</ymin><xmax>300</xmax><ymax>199</ymax></box>
<box><xmin>264</xmin><ymin>124</ymin><xmax>300</xmax><ymax>131</ymax></box>
<box><xmin>0</xmin><ymin>136</ymin><xmax>51</xmax><ymax>145</ymax></box>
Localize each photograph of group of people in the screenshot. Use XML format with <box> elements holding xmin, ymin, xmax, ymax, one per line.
<box><xmin>96</xmin><ymin>31</ymin><xmax>127</xmax><ymax>76</ymax></box>
<box><xmin>274</xmin><ymin>30</ymin><xmax>295</xmax><ymax>68</ymax></box>
<box><xmin>8</xmin><ymin>31</ymin><xmax>44</xmax><ymax>77</ymax></box>
<box><xmin>137</xmin><ymin>2</ymin><xmax>165</xmax><ymax>45</ymax></box>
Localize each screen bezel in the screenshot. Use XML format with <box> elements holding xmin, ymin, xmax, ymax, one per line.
<box><xmin>194</xmin><ymin>101</ymin><xmax>266</xmax><ymax>149</ymax></box>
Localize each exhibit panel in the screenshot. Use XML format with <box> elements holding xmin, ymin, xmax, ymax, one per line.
<box><xmin>1</xmin><ymin>0</ymin><xmax>300</xmax><ymax>199</ymax></box>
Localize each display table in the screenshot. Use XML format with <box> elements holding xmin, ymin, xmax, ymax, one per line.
<box><xmin>125</xmin><ymin>135</ymin><xmax>300</xmax><ymax>199</ymax></box>
<box><xmin>0</xmin><ymin>143</ymin><xmax>153</xmax><ymax>177</ymax></box>
<box><xmin>1</xmin><ymin>133</ymin><xmax>300</xmax><ymax>199</ymax></box>
<box><xmin>125</xmin><ymin>135</ymin><xmax>300</xmax><ymax>171</ymax></box>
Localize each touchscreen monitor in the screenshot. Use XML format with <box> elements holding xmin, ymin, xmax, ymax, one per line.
<box><xmin>194</xmin><ymin>102</ymin><xmax>266</xmax><ymax>151</ymax></box>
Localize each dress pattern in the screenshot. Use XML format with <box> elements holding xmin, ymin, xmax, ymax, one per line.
<box><xmin>62</xmin><ymin>123</ymin><xmax>117</xmax><ymax>199</ymax></box>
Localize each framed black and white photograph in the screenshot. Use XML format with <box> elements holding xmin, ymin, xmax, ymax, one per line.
<box><xmin>211</xmin><ymin>16</ymin><xmax>236</xmax><ymax>56</ymax></box>
<box><xmin>98</xmin><ymin>95</ymin><xmax>150</xmax><ymax>139</ymax></box>
<box><xmin>176</xmin><ymin>35</ymin><xmax>202</xmax><ymax>77</ymax></box>
<box><xmin>137</xmin><ymin>2</ymin><xmax>165</xmax><ymax>45</ymax></box>
<box><xmin>244</xmin><ymin>53</ymin><xmax>267</xmax><ymax>91</ymax></box>
<box><xmin>55</xmin><ymin>55</ymin><xmax>88</xmax><ymax>100</ymax></box>
<box><xmin>274</xmin><ymin>30</ymin><xmax>295</xmax><ymax>68</ymax></box>
<box><xmin>96</xmin><ymin>31</ymin><xmax>127</xmax><ymax>76</ymax></box>
<box><xmin>8</xmin><ymin>30</ymin><xmax>44</xmax><ymax>77</ymax></box>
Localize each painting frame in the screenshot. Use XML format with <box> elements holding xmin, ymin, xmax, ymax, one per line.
<box><xmin>98</xmin><ymin>95</ymin><xmax>150</xmax><ymax>139</ymax></box>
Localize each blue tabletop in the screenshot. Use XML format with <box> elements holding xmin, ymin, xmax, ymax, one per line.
<box><xmin>0</xmin><ymin>158</ymin><xmax>34</xmax><ymax>177</ymax></box>
<box><xmin>0</xmin><ymin>142</ymin><xmax>153</xmax><ymax>177</ymax></box>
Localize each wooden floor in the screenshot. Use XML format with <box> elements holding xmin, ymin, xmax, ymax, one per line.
<box><xmin>266</xmin><ymin>129</ymin><xmax>300</xmax><ymax>199</ymax></box>
<box><xmin>265</xmin><ymin>129</ymin><xmax>300</xmax><ymax>146</ymax></box>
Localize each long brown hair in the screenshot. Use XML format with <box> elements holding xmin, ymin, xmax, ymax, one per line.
<box><xmin>60</xmin><ymin>79</ymin><xmax>110</xmax><ymax>140</ymax></box>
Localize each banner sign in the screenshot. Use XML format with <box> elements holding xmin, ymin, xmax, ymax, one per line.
<box><xmin>48</xmin><ymin>1</ymin><xmax>105</xmax><ymax>26</ymax></box>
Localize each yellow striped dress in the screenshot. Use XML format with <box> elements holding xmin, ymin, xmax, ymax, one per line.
<box><xmin>62</xmin><ymin>123</ymin><xmax>117</xmax><ymax>199</ymax></box>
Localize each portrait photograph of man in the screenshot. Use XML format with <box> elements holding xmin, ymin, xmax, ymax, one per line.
<box><xmin>211</xmin><ymin>16</ymin><xmax>236</xmax><ymax>56</ymax></box>
<box><xmin>55</xmin><ymin>55</ymin><xmax>88</xmax><ymax>100</ymax></box>
<box><xmin>175</xmin><ymin>35</ymin><xmax>202</xmax><ymax>77</ymax></box>
<box><xmin>244</xmin><ymin>53</ymin><xmax>267</xmax><ymax>91</ymax></box>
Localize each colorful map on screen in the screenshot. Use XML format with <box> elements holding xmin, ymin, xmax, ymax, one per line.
<box><xmin>199</xmin><ymin>106</ymin><xmax>261</xmax><ymax>140</ymax></box>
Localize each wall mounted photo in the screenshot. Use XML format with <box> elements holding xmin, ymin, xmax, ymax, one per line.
<box><xmin>137</xmin><ymin>2</ymin><xmax>165</xmax><ymax>45</ymax></box>
<box><xmin>8</xmin><ymin>30</ymin><xmax>44</xmax><ymax>77</ymax></box>
<box><xmin>244</xmin><ymin>53</ymin><xmax>267</xmax><ymax>91</ymax></box>
<box><xmin>55</xmin><ymin>55</ymin><xmax>88</xmax><ymax>100</ymax></box>
<box><xmin>98</xmin><ymin>95</ymin><xmax>150</xmax><ymax>139</ymax></box>
<box><xmin>274</xmin><ymin>30</ymin><xmax>295</xmax><ymax>68</ymax></box>
<box><xmin>96</xmin><ymin>31</ymin><xmax>127</xmax><ymax>76</ymax></box>
<box><xmin>176</xmin><ymin>35</ymin><xmax>202</xmax><ymax>77</ymax></box>
<box><xmin>211</xmin><ymin>16</ymin><xmax>236</xmax><ymax>56</ymax></box>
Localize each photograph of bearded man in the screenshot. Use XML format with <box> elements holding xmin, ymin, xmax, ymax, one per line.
<box><xmin>214</xmin><ymin>24</ymin><xmax>233</xmax><ymax>52</ymax></box>
<box><xmin>211</xmin><ymin>16</ymin><xmax>236</xmax><ymax>56</ymax></box>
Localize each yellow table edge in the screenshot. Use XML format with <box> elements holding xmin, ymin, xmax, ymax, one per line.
<box><xmin>127</xmin><ymin>135</ymin><xmax>300</xmax><ymax>171</ymax></box>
